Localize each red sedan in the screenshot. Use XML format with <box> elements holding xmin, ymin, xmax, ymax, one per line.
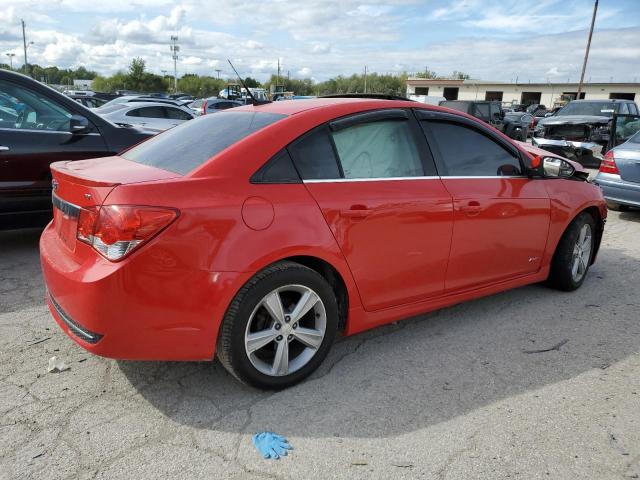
<box><xmin>40</xmin><ymin>98</ymin><xmax>607</xmax><ymax>389</ymax></box>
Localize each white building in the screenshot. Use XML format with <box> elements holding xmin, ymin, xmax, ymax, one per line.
<box><xmin>406</xmin><ymin>78</ymin><xmax>640</xmax><ymax>107</ymax></box>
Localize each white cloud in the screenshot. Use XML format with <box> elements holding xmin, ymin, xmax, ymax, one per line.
<box><xmin>297</xmin><ymin>67</ymin><xmax>312</xmax><ymax>77</ymax></box>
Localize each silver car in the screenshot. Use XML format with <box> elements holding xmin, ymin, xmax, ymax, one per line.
<box><xmin>94</xmin><ymin>102</ymin><xmax>194</xmax><ymax>132</ymax></box>
<box><xmin>594</xmin><ymin>130</ymin><xmax>640</xmax><ymax>211</ymax></box>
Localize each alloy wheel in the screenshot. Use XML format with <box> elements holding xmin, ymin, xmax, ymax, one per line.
<box><xmin>244</xmin><ymin>284</ymin><xmax>327</xmax><ymax>377</ymax></box>
<box><xmin>571</xmin><ymin>223</ymin><xmax>592</xmax><ymax>282</ymax></box>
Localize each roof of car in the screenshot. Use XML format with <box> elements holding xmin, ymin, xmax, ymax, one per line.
<box><xmin>235</xmin><ymin>97</ymin><xmax>420</xmax><ymax>116</ymax></box>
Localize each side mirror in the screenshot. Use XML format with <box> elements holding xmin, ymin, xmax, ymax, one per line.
<box><xmin>527</xmin><ymin>156</ymin><xmax>575</xmax><ymax>179</ymax></box>
<box><xmin>69</xmin><ymin>115</ymin><xmax>90</xmax><ymax>133</ymax></box>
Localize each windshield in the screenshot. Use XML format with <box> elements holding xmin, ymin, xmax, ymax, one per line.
<box><xmin>558</xmin><ymin>102</ymin><xmax>619</xmax><ymax>117</ymax></box>
<box><xmin>122</xmin><ymin>111</ymin><xmax>286</xmax><ymax>175</ymax></box>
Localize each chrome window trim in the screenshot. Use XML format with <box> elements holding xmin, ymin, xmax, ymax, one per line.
<box><xmin>443</xmin><ymin>176</ymin><xmax>528</xmax><ymax>179</ymax></box>
<box><xmin>0</xmin><ymin>127</ymin><xmax>100</xmax><ymax>135</ymax></box>
<box><xmin>303</xmin><ymin>176</ymin><xmax>441</xmax><ymax>183</ymax></box>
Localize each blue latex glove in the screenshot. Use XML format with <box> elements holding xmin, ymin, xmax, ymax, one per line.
<box><xmin>252</xmin><ymin>432</ymin><xmax>293</xmax><ymax>459</ymax></box>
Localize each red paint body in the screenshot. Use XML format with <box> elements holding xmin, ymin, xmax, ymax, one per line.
<box><xmin>40</xmin><ymin>99</ymin><xmax>607</xmax><ymax>360</ymax></box>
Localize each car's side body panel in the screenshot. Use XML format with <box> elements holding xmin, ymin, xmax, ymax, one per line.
<box><xmin>39</xmin><ymin>98</ymin><xmax>608</xmax><ymax>361</ymax></box>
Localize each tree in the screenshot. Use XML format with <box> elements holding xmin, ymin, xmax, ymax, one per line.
<box><xmin>243</xmin><ymin>77</ymin><xmax>261</xmax><ymax>88</ymax></box>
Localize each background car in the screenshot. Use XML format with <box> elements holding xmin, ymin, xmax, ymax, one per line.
<box><xmin>69</xmin><ymin>95</ymin><xmax>108</xmax><ymax>109</ymax></box>
<box><xmin>98</xmin><ymin>95</ymin><xmax>192</xmax><ymax>109</ymax></box>
<box><xmin>40</xmin><ymin>98</ymin><xmax>606</xmax><ymax>390</ymax></box>
<box><xmin>534</xmin><ymin>99</ymin><xmax>640</xmax><ymax>167</ymax></box>
<box><xmin>188</xmin><ymin>98</ymin><xmax>244</xmax><ymax>116</ymax></box>
<box><xmin>439</xmin><ymin>100</ymin><xmax>530</xmax><ymax>140</ymax></box>
<box><xmin>0</xmin><ymin>70</ymin><xmax>154</xmax><ymax>230</ymax></box>
<box><xmin>594</xmin><ymin>129</ymin><xmax>640</xmax><ymax>211</ymax></box>
<box><xmin>94</xmin><ymin>102</ymin><xmax>194</xmax><ymax>131</ymax></box>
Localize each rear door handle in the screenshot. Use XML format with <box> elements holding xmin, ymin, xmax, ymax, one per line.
<box><xmin>340</xmin><ymin>208</ymin><xmax>373</xmax><ymax>219</ymax></box>
<box><xmin>460</xmin><ymin>201</ymin><xmax>481</xmax><ymax>216</ymax></box>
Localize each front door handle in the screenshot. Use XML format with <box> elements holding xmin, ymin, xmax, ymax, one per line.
<box><xmin>460</xmin><ymin>201</ymin><xmax>481</xmax><ymax>216</ymax></box>
<box><xmin>340</xmin><ymin>207</ymin><xmax>373</xmax><ymax>219</ymax></box>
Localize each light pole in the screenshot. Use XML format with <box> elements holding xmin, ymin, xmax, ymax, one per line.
<box><xmin>170</xmin><ymin>35</ymin><xmax>179</xmax><ymax>93</ymax></box>
<box><xmin>5</xmin><ymin>53</ymin><xmax>15</xmax><ymax>70</ymax></box>
<box><xmin>215</xmin><ymin>69</ymin><xmax>222</xmax><ymax>80</ymax></box>
<box><xmin>577</xmin><ymin>0</ymin><xmax>598</xmax><ymax>100</ymax></box>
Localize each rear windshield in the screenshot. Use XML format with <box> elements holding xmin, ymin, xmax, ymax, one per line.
<box><xmin>122</xmin><ymin>111</ymin><xmax>286</xmax><ymax>175</ymax></box>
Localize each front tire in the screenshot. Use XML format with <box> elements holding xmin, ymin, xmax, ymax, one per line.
<box><xmin>547</xmin><ymin>212</ymin><xmax>596</xmax><ymax>291</ymax></box>
<box><xmin>217</xmin><ymin>261</ymin><xmax>338</xmax><ymax>389</ymax></box>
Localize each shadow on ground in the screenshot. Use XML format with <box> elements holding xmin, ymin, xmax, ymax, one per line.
<box><xmin>115</xmin><ymin>247</ymin><xmax>640</xmax><ymax>439</ymax></box>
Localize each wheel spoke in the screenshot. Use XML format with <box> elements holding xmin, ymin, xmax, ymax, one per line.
<box><xmin>292</xmin><ymin>327</ymin><xmax>324</xmax><ymax>349</ymax></box>
<box><xmin>261</xmin><ymin>291</ymin><xmax>285</xmax><ymax>323</ymax></box>
<box><xmin>272</xmin><ymin>340</ymin><xmax>289</xmax><ymax>376</ymax></box>
<box><xmin>290</xmin><ymin>290</ymin><xmax>319</xmax><ymax>323</ymax></box>
<box><xmin>571</xmin><ymin>255</ymin><xmax>580</xmax><ymax>278</ymax></box>
<box><xmin>578</xmin><ymin>225</ymin><xmax>587</xmax><ymax>245</ymax></box>
<box><xmin>578</xmin><ymin>256</ymin><xmax>587</xmax><ymax>275</ymax></box>
<box><xmin>246</xmin><ymin>328</ymin><xmax>278</xmax><ymax>353</ymax></box>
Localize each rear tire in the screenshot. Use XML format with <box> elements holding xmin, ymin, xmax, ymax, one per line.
<box><xmin>217</xmin><ymin>261</ymin><xmax>338</xmax><ymax>389</ymax></box>
<box><xmin>547</xmin><ymin>212</ymin><xmax>596</xmax><ymax>291</ymax></box>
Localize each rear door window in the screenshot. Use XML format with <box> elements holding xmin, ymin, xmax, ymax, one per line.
<box><xmin>331</xmin><ymin>120</ymin><xmax>423</xmax><ymax>179</ymax></box>
<box><xmin>122</xmin><ymin>111</ymin><xmax>286</xmax><ymax>175</ymax></box>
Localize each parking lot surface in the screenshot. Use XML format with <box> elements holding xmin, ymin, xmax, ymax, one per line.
<box><xmin>1</xmin><ymin>209</ymin><xmax>640</xmax><ymax>480</ymax></box>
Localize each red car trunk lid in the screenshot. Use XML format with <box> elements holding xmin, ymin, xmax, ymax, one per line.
<box><xmin>50</xmin><ymin>156</ymin><xmax>180</xmax><ymax>251</ymax></box>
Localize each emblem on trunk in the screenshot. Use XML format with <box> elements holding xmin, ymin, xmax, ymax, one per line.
<box><xmin>51</xmin><ymin>179</ymin><xmax>58</xmax><ymax>191</ymax></box>
<box><xmin>84</xmin><ymin>193</ymin><xmax>92</xmax><ymax>200</ymax></box>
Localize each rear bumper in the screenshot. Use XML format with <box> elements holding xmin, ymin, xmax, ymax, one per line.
<box><xmin>593</xmin><ymin>173</ymin><xmax>640</xmax><ymax>207</ymax></box>
<box><xmin>40</xmin><ymin>222</ymin><xmax>244</xmax><ymax>361</ymax></box>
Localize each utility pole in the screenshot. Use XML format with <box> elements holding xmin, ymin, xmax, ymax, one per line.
<box><xmin>364</xmin><ymin>65</ymin><xmax>367</xmax><ymax>93</ymax></box>
<box><xmin>276</xmin><ymin>58</ymin><xmax>280</xmax><ymax>90</ymax></box>
<box><xmin>5</xmin><ymin>53</ymin><xmax>15</xmax><ymax>70</ymax></box>
<box><xmin>577</xmin><ymin>0</ymin><xmax>598</xmax><ymax>100</ymax></box>
<box><xmin>215</xmin><ymin>69</ymin><xmax>222</xmax><ymax>80</ymax></box>
<box><xmin>21</xmin><ymin>19</ymin><xmax>29</xmax><ymax>77</ymax></box>
<box><xmin>170</xmin><ymin>35</ymin><xmax>179</xmax><ymax>93</ymax></box>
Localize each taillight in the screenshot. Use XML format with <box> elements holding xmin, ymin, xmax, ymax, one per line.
<box><xmin>530</xmin><ymin>117</ymin><xmax>536</xmax><ymax>129</ymax></box>
<box><xmin>599</xmin><ymin>150</ymin><xmax>620</xmax><ymax>175</ymax></box>
<box><xmin>76</xmin><ymin>205</ymin><xmax>178</xmax><ymax>261</ymax></box>
<box><xmin>201</xmin><ymin>102</ymin><xmax>207</xmax><ymax>115</ymax></box>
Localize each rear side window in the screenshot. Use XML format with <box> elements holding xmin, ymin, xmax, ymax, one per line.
<box><xmin>122</xmin><ymin>111</ymin><xmax>286</xmax><ymax>175</ymax></box>
<box><xmin>127</xmin><ymin>106</ymin><xmax>165</xmax><ymax>118</ymax></box>
<box><xmin>424</xmin><ymin>121</ymin><xmax>522</xmax><ymax>176</ymax></box>
<box><xmin>164</xmin><ymin>107</ymin><xmax>192</xmax><ymax>120</ymax></box>
<box><xmin>288</xmin><ymin>126</ymin><xmax>342</xmax><ymax>180</ymax></box>
<box><xmin>332</xmin><ymin>120</ymin><xmax>423</xmax><ymax>179</ymax></box>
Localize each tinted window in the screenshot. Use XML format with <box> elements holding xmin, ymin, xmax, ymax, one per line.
<box><xmin>130</xmin><ymin>106</ymin><xmax>166</xmax><ymax>118</ymax></box>
<box><xmin>331</xmin><ymin>120</ymin><xmax>423</xmax><ymax>179</ymax></box>
<box><xmin>251</xmin><ymin>149</ymin><xmax>301</xmax><ymax>184</ymax></box>
<box><xmin>164</xmin><ymin>107</ymin><xmax>192</xmax><ymax>120</ymax></box>
<box><xmin>425</xmin><ymin>121</ymin><xmax>522</xmax><ymax>176</ymax></box>
<box><xmin>619</xmin><ymin>103</ymin><xmax>630</xmax><ymax>115</ymax></box>
<box><xmin>122</xmin><ymin>111</ymin><xmax>286</xmax><ymax>175</ymax></box>
<box><xmin>288</xmin><ymin>126</ymin><xmax>341</xmax><ymax>180</ymax></box>
<box><xmin>0</xmin><ymin>79</ymin><xmax>72</xmax><ymax>131</ymax></box>
<box><xmin>475</xmin><ymin>104</ymin><xmax>490</xmax><ymax>120</ymax></box>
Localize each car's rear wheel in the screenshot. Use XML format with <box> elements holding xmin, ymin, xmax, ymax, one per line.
<box><xmin>547</xmin><ymin>212</ymin><xmax>596</xmax><ymax>291</ymax></box>
<box><xmin>217</xmin><ymin>261</ymin><xmax>338</xmax><ymax>389</ymax></box>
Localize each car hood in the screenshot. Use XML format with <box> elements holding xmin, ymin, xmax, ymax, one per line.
<box><xmin>538</xmin><ymin>115</ymin><xmax>610</xmax><ymax>126</ymax></box>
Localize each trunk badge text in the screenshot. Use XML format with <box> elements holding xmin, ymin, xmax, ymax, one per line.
<box><xmin>84</xmin><ymin>193</ymin><xmax>92</xmax><ymax>200</ymax></box>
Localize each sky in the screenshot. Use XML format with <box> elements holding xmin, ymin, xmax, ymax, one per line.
<box><xmin>0</xmin><ymin>0</ymin><xmax>639</xmax><ymax>83</ymax></box>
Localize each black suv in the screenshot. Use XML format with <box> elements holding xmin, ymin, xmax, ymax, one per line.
<box><xmin>0</xmin><ymin>70</ymin><xmax>154</xmax><ymax>230</ymax></box>
<box><xmin>439</xmin><ymin>100</ymin><xmax>532</xmax><ymax>141</ymax></box>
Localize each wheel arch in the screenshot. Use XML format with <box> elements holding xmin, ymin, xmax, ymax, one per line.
<box><xmin>551</xmin><ymin>205</ymin><xmax>605</xmax><ymax>267</ymax></box>
<box><xmin>274</xmin><ymin>255</ymin><xmax>350</xmax><ymax>332</ymax></box>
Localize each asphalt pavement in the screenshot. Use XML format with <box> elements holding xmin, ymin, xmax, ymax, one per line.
<box><xmin>1</xmin><ymin>209</ymin><xmax>639</xmax><ymax>480</ymax></box>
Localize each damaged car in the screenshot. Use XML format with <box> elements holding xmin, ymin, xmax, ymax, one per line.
<box><xmin>533</xmin><ymin>99</ymin><xmax>639</xmax><ymax>168</ymax></box>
